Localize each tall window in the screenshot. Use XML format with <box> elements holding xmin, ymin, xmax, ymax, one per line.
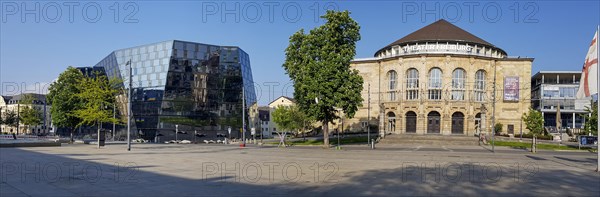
<box><xmin>452</xmin><ymin>68</ymin><xmax>466</xmax><ymax>100</ymax></box>
<box><xmin>475</xmin><ymin>70</ymin><xmax>486</xmax><ymax>101</ymax></box>
<box><xmin>428</xmin><ymin>68</ymin><xmax>442</xmax><ymax>100</ymax></box>
<box><xmin>388</xmin><ymin>70</ymin><xmax>397</xmax><ymax>101</ymax></box>
<box><xmin>406</xmin><ymin>68</ymin><xmax>419</xmax><ymax>100</ymax></box>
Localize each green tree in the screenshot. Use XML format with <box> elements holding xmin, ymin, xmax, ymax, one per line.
<box><xmin>72</xmin><ymin>72</ymin><xmax>121</xmax><ymax>140</ymax></box>
<box><xmin>522</xmin><ymin>108</ymin><xmax>544</xmax><ymax>136</ymax></box>
<box><xmin>48</xmin><ymin>67</ymin><xmax>85</xmax><ymax>142</ymax></box>
<box><xmin>283</xmin><ymin>10</ymin><xmax>363</xmax><ymax>148</ymax></box>
<box><xmin>494</xmin><ymin>123</ymin><xmax>503</xmax><ymax>135</ymax></box>
<box><xmin>272</xmin><ymin>105</ymin><xmax>294</xmax><ymax>147</ymax></box>
<box><xmin>2</xmin><ymin>110</ymin><xmax>19</xmax><ymax>133</ymax></box>
<box><xmin>296</xmin><ymin>107</ymin><xmax>315</xmax><ymax>141</ymax></box>
<box><xmin>582</xmin><ymin>102</ymin><xmax>598</xmax><ymax>136</ymax></box>
<box><xmin>272</xmin><ymin>105</ymin><xmax>312</xmax><ymax>135</ymax></box>
<box><xmin>19</xmin><ymin>94</ymin><xmax>43</xmax><ymax>134</ymax></box>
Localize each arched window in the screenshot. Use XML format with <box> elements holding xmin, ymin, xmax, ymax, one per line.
<box><xmin>475</xmin><ymin>70</ymin><xmax>486</xmax><ymax>101</ymax></box>
<box><xmin>387</xmin><ymin>70</ymin><xmax>397</xmax><ymax>101</ymax></box>
<box><xmin>406</xmin><ymin>68</ymin><xmax>419</xmax><ymax>100</ymax></box>
<box><xmin>452</xmin><ymin>68</ymin><xmax>466</xmax><ymax>100</ymax></box>
<box><xmin>428</xmin><ymin>68</ymin><xmax>442</xmax><ymax>100</ymax></box>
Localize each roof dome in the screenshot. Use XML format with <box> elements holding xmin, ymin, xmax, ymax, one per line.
<box><xmin>375</xmin><ymin>19</ymin><xmax>506</xmax><ymax>58</ymax></box>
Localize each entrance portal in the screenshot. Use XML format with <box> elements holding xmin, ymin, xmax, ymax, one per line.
<box><xmin>451</xmin><ymin>112</ymin><xmax>464</xmax><ymax>134</ymax></box>
<box><xmin>405</xmin><ymin>111</ymin><xmax>417</xmax><ymax>133</ymax></box>
<box><xmin>387</xmin><ymin>112</ymin><xmax>396</xmax><ymax>133</ymax></box>
<box><xmin>427</xmin><ymin>111</ymin><xmax>441</xmax><ymax>134</ymax></box>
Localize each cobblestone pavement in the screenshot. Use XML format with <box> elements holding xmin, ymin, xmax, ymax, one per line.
<box><xmin>1</xmin><ymin>143</ymin><xmax>599</xmax><ymax>196</ymax></box>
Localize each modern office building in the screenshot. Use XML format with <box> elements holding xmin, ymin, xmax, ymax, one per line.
<box><xmin>531</xmin><ymin>71</ymin><xmax>591</xmax><ymax>130</ymax></box>
<box><xmin>86</xmin><ymin>40</ymin><xmax>256</xmax><ymax>142</ymax></box>
<box><xmin>347</xmin><ymin>19</ymin><xmax>533</xmax><ymax>136</ymax></box>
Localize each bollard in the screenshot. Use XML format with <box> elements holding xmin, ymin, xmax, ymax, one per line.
<box><xmin>371</xmin><ymin>139</ymin><xmax>375</xmax><ymax>149</ymax></box>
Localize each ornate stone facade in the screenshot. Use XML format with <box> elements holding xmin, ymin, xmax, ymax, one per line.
<box><xmin>345</xmin><ymin>20</ymin><xmax>533</xmax><ymax>136</ymax></box>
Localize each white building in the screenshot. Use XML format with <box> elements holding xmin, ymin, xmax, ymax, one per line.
<box><xmin>258</xmin><ymin>96</ymin><xmax>296</xmax><ymax>138</ymax></box>
<box><xmin>531</xmin><ymin>71</ymin><xmax>592</xmax><ymax>131</ymax></box>
<box><xmin>0</xmin><ymin>93</ymin><xmax>52</xmax><ymax>135</ymax></box>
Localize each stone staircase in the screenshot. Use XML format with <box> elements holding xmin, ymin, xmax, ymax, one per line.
<box><xmin>378</xmin><ymin>134</ymin><xmax>480</xmax><ymax>146</ymax></box>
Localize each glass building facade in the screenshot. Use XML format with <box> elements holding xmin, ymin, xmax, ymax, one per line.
<box><xmin>91</xmin><ymin>40</ymin><xmax>256</xmax><ymax>142</ymax></box>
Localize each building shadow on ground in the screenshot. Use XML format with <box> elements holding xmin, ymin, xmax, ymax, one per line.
<box><xmin>1</xmin><ymin>148</ymin><xmax>599</xmax><ymax>196</ymax></box>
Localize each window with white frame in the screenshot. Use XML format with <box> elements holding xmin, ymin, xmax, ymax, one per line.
<box><xmin>475</xmin><ymin>70</ymin><xmax>486</xmax><ymax>101</ymax></box>
<box><xmin>428</xmin><ymin>68</ymin><xmax>442</xmax><ymax>100</ymax></box>
<box><xmin>388</xmin><ymin>70</ymin><xmax>397</xmax><ymax>101</ymax></box>
<box><xmin>406</xmin><ymin>68</ymin><xmax>419</xmax><ymax>100</ymax></box>
<box><xmin>452</xmin><ymin>68</ymin><xmax>466</xmax><ymax>100</ymax></box>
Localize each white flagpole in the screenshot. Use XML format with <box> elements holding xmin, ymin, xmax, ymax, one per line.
<box><xmin>596</xmin><ymin>25</ymin><xmax>599</xmax><ymax>173</ymax></box>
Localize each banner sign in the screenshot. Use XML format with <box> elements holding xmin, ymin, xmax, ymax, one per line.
<box><xmin>503</xmin><ymin>76</ymin><xmax>520</xmax><ymax>101</ymax></box>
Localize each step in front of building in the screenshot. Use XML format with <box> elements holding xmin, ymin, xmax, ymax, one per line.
<box><xmin>379</xmin><ymin>134</ymin><xmax>480</xmax><ymax>146</ymax></box>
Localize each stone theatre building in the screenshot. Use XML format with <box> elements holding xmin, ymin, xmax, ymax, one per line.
<box><xmin>348</xmin><ymin>20</ymin><xmax>533</xmax><ymax>136</ymax></box>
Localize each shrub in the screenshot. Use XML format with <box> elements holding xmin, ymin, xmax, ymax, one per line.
<box><xmin>522</xmin><ymin>109</ymin><xmax>544</xmax><ymax>135</ymax></box>
<box><xmin>494</xmin><ymin>123</ymin><xmax>503</xmax><ymax>135</ymax></box>
<box><xmin>519</xmin><ymin>133</ymin><xmax>554</xmax><ymax>140</ymax></box>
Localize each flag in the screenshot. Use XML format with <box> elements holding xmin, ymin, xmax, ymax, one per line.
<box><xmin>576</xmin><ymin>30</ymin><xmax>599</xmax><ymax>99</ymax></box>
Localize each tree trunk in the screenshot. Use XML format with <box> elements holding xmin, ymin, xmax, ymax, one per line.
<box><xmin>322</xmin><ymin>121</ymin><xmax>329</xmax><ymax>148</ymax></box>
<box><xmin>303</xmin><ymin>129</ymin><xmax>306</xmax><ymax>142</ymax></box>
<box><xmin>70</xmin><ymin>128</ymin><xmax>74</xmax><ymax>144</ymax></box>
<box><xmin>303</xmin><ymin>121</ymin><xmax>306</xmax><ymax>141</ymax></box>
<box><xmin>276</xmin><ymin>132</ymin><xmax>285</xmax><ymax>147</ymax></box>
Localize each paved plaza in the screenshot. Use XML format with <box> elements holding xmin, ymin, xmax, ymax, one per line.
<box><xmin>1</xmin><ymin>143</ymin><xmax>599</xmax><ymax>196</ymax></box>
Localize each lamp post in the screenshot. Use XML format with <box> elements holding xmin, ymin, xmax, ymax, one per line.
<box><xmin>367</xmin><ymin>83</ymin><xmax>371</xmax><ymax>146</ymax></box>
<box><xmin>480</xmin><ymin>103</ymin><xmax>487</xmax><ymax>145</ymax></box>
<box><xmin>17</xmin><ymin>94</ymin><xmax>20</xmax><ymax>135</ymax></box>
<box><xmin>340</xmin><ymin>112</ymin><xmax>343</xmax><ymax>149</ymax></box>
<box><xmin>491</xmin><ymin>61</ymin><xmax>497</xmax><ymax>153</ymax></box>
<box><xmin>127</xmin><ymin>60</ymin><xmax>132</xmax><ymax>151</ymax></box>
<box><xmin>242</xmin><ymin>85</ymin><xmax>246</xmax><ymax>147</ymax></box>
<box><xmin>520</xmin><ymin>117</ymin><xmax>523</xmax><ymax>142</ymax></box>
<box><xmin>112</xmin><ymin>103</ymin><xmax>116</xmax><ymax>141</ymax></box>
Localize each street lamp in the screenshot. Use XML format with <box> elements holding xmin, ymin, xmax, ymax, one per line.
<box><xmin>241</xmin><ymin>85</ymin><xmax>246</xmax><ymax>147</ymax></box>
<box><xmin>367</xmin><ymin>83</ymin><xmax>371</xmax><ymax>147</ymax></box>
<box><xmin>126</xmin><ymin>59</ymin><xmax>132</xmax><ymax>151</ymax></box>
<box><xmin>490</xmin><ymin>61</ymin><xmax>497</xmax><ymax>153</ymax></box>
<box><xmin>112</xmin><ymin>103</ymin><xmax>116</xmax><ymax>141</ymax></box>
<box><xmin>480</xmin><ymin>103</ymin><xmax>487</xmax><ymax>146</ymax></box>
<box><xmin>340</xmin><ymin>112</ymin><xmax>344</xmax><ymax>149</ymax></box>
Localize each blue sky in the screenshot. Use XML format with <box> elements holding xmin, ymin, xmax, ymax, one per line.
<box><xmin>1</xmin><ymin>0</ymin><xmax>599</xmax><ymax>105</ymax></box>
